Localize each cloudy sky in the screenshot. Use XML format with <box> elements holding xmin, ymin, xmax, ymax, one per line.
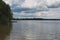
<box><xmin>3</xmin><ymin>0</ymin><xmax>60</xmax><ymax>19</ymax></box>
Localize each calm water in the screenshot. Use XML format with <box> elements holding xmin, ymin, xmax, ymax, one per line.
<box><xmin>0</xmin><ymin>22</ymin><xmax>12</xmax><ymax>40</ymax></box>
<box><xmin>1</xmin><ymin>20</ymin><xmax>60</xmax><ymax>40</ymax></box>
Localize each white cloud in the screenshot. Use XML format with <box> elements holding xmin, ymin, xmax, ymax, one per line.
<box><xmin>3</xmin><ymin>0</ymin><xmax>60</xmax><ymax>19</ymax></box>
<box><xmin>35</xmin><ymin>12</ymin><xmax>42</xmax><ymax>17</ymax></box>
<box><xmin>21</xmin><ymin>0</ymin><xmax>36</xmax><ymax>8</ymax></box>
<box><xmin>21</xmin><ymin>0</ymin><xmax>46</xmax><ymax>8</ymax></box>
<box><xmin>3</xmin><ymin>0</ymin><xmax>60</xmax><ymax>7</ymax></box>
<box><xmin>46</xmin><ymin>0</ymin><xmax>60</xmax><ymax>6</ymax></box>
<box><xmin>3</xmin><ymin>0</ymin><xmax>24</xmax><ymax>6</ymax></box>
<box><xmin>21</xmin><ymin>0</ymin><xmax>60</xmax><ymax>8</ymax></box>
<box><xmin>3</xmin><ymin>0</ymin><xmax>12</xmax><ymax>6</ymax></box>
<box><xmin>13</xmin><ymin>10</ymin><xmax>60</xmax><ymax>19</ymax></box>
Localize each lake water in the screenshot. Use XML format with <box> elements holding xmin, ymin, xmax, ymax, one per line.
<box><xmin>1</xmin><ymin>20</ymin><xmax>60</xmax><ymax>40</ymax></box>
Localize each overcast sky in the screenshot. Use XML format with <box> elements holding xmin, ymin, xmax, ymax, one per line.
<box><xmin>3</xmin><ymin>0</ymin><xmax>60</xmax><ymax>19</ymax></box>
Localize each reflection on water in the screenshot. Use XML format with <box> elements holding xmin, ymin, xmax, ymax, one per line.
<box><xmin>8</xmin><ymin>20</ymin><xmax>60</xmax><ymax>40</ymax></box>
<box><xmin>0</xmin><ymin>22</ymin><xmax>12</xmax><ymax>40</ymax></box>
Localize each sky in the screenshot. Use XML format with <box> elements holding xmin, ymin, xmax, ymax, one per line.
<box><xmin>3</xmin><ymin>0</ymin><xmax>60</xmax><ymax>19</ymax></box>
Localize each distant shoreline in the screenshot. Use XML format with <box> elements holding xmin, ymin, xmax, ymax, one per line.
<box><xmin>12</xmin><ymin>18</ymin><xmax>60</xmax><ymax>20</ymax></box>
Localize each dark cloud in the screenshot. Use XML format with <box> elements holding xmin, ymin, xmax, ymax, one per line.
<box><xmin>47</xmin><ymin>3</ymin><xmax>60</xmax><ymax>8</ymax></box>
<box><xmin>11</xmin><ymin>6</ymin><xmax>49</xmax><ymax>13</ymax></box>
<box><xmin>12</xmin><ymin>7</ymin><xmax>34</xmax><ymax>12</ymax></box>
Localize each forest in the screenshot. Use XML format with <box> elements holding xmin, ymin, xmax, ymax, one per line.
<box><xmin>0</xmin><ymin>0</ymin><xmax>12</xmax><ymax>24</ymax></box>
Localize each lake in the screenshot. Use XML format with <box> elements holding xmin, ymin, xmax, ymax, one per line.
<box><xmin>1</xmin><ymin>20</ymin><xmax>60</xmax><ymax>40</ymax></box>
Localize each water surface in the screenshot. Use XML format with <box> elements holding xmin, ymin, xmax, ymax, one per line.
<box><xmin>0</xmin><ymin>22</ymin><xmax>12</xmax><ymax>40</ymax></box>
<box><xmin>3</xmin><ymin>20</ymin><xmax>60</xmax><ymax>40</ymax></box>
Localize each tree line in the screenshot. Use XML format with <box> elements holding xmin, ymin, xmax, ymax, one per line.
<box><xmin>0</xmin><ymin>0</ymin><xmax>12</xmax><ymax>24</ymax></box>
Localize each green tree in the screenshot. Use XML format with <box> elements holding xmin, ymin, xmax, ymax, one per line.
<box><xmin>0</xmin><ymin>0</ymin><xmax>12</xmax><ymax>24</ymax></box>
